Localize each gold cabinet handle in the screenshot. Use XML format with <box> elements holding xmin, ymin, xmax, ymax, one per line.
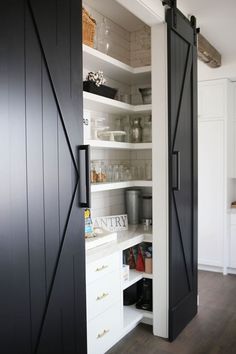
<box><xmin>95</xmin><ymin>265</ymin><xmax>108</xmax><ymax>272</ymax></box>
<box><xmin>97</xmin><ymin>329</ymin><xmax>110</xmax><ymax>339</ymax></box>
<box><xmin>96</xmin><ymin>292</ymin><xmax>109</xmax><ymax>301</ymax></box>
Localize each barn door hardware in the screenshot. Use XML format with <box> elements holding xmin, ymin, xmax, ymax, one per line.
<box><xmin>162</xmin><ymin>0</ymin><xmax>177</xmax><ymax>27</ymax></box>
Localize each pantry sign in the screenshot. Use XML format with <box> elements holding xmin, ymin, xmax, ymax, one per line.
<box><xmin>93</xmin><ymin>214</ymin><xmax>128</xmax><ymax>232</ymax></box>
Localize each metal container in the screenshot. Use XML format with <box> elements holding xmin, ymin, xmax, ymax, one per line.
<box><xmin>125</xmin><ymin>189</ymin><xmax>141</xmax><ymax>225</ymax></box>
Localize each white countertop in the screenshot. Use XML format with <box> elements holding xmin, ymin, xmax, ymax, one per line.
<box><xmin>86</xmin><ymin>224</ymin><xmax>152</xmax><ymax>264</ymax></box>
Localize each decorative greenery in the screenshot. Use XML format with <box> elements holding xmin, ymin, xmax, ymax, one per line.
<box><xmin>86</xmin><ymin>71</ymin><xmax>106</xmax><ymax>87</ymax></box>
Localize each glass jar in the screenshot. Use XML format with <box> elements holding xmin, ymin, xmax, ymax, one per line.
<box><xmin>95</xmin><ymin>161</ymin><xmax>102</xmax><ymax>183</ymax></box>
<box><xmin>107</xmin><ymin>164</ymin><xmax>113</xmax><ymax>182</ymax></box>
<box><xmin>90</xmin><ymin>161</ymin><xmax>97</xmax><ymax>184</ymax></box>
<box><xmin>113</xmin><ymin>164</ymin><xmax>120</xmax><ymax>182</ymax></box>
<box><xmin>130</xmin><ymin>118</ymin><xmax>142</xmax><ymax>143</ymax></box>
<box><xmin>142</xmin><ymin>121</ymin><xmax>152</xmax><ymax>143</ymax></box>
<box><xmin>145</xmin><ymin>161</ymin><xmax>152</xmax><ymax>180</ymax></box>
<box><xmin>100</xmin><ymin>162</ymin><xmax>107</xmax><ymax>183</ymax></box>
<box><xmin>97</xmin><ymin>18</ymin><xmax>110</xmax><ymax>55</ymax></box>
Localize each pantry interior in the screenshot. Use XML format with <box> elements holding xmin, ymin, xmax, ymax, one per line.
<box><xmin>82</xmin><ymin>1</ymin><xmax>168</xmax><ymax>353</ymax></box>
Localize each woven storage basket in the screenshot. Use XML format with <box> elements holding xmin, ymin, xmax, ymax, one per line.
<box><xmin>82</xmin><ymin>7</ymin><xmax>96</xmax><ymax>48</ymax></box>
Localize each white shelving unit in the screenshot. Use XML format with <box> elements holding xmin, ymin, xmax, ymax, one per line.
<box><xmin>123</xmin><ymin>305</ymin><xmax>153</xmax><ymax>336</ymax></box>
<box><xmin>123</xmin><ymin>306</ymin><xmax>143</xmax><ymax>335</ymax></box>
<box><xmin>83</xmin><ymin>44</ymin><xmax>151</xmax><ymax>85</ymax></box>
<box><xmin>83</xmin><ymin>91</ymin><xmax>152</xmax><ymax>114</ymax></box>
<box><xmin>123</xmin><ymin>270</ymin><xmax>153</xmax><ymax>290</ymax></box>
<box><xmin>87</xmin><ymin>139</ymin><xmax>152</xmax><ymax>150</ymax></box>
<box><xmin>91</xmin><ymin>180</ymin><xmax>152</xmax><ymax>192</ymax></box>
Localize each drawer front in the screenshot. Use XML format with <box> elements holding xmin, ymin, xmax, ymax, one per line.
<box><xmin>87</xmin><ymin>271</ymin><xmax>120</xmax><ymax>321</ymax></box>
<box><xmin>87</xmin><ymin>303</ymin><xmax>122</xmax><ymax>354</ymax></box>
<box><xmin>86</xmin><ymin>252</ymin><xmax>120</xmax><ymax>285</ymax></box>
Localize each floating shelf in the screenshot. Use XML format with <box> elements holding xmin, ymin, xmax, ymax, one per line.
<box><xmin>123</xmin><ymin>270</ymin><xmax>153</xmax><ymax>290</ymax></box>
<box><xmin>91</xmin><ymin>180</ymin><xmax>152</xmax><ymax>192</ymax></box>
<box><xmin>83</xmin><ymin>44</ymin><xmax>151</xmax><ymax>85</ymax></box>
<box><xmin>83</xmin><ymin>92</ymin><xmax>152</xmax><ymax>115</ymax></box>
<box><xmin>87</xmin><ymin>140</ymin><xmax>152</xmax><ymax>150</ymax></box>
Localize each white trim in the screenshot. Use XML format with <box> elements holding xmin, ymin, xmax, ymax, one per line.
<box><xmin>227</xmin><ymin>268</ymin><xmax>236</xmax><ymax>275</ymax></box>
<box><xmin>152</xmin><ymin>23</ymin><xmax>169</xmax><ymax>339</ymax></box>
<box><xmin>115</xmin><ymin>0</ymin><xmax>164</xmax><ymax>26</ymax></box>
<box><xmin>198</xmin><ymin>264</ymin><xmax>224</xmax><ymax>274</ymax></box>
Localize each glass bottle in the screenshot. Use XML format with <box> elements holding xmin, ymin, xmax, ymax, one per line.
<box><xmin>130</xmin><ymin>118</ymin><xmax>142</xmax><ymax>143</ymax></box>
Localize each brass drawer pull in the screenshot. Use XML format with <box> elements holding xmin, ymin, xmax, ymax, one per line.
<box><xmin>97</xmin><ymin>329</ymin><xmax>110</xmax><ymax>339</ymax></box>
<box><xmin>95</xmin><ymin>265</ymin><xmax>108</xmax><ymax>272</ymax></box>
<box><xmin>96</xmin><ymin>292</ymin><xmax>109</xmax><ymax>301</ymax></box>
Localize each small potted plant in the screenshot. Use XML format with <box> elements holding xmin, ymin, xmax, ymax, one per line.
<box><xmin>83</xmin><ymin>71</ymin><xmax>117</xmax><ymax>99</ymax></box>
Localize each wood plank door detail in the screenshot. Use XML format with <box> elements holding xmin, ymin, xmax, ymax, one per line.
<box><xmin>167</xmin><ymin>8</ymin><xmax>198</xmax><ymax>341</ymax></box>
<box><xmin>0</xmin><ymin>1</ymin><xmax>87</xmax><ymax>353</ymax></box>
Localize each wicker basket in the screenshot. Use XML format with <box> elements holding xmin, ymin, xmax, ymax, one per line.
<box><xmin>82</xmin><ymin>7</ymin><xmax>96</xmax><ymax>48</ymax></box>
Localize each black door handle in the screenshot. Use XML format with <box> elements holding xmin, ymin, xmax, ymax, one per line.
<box><xmin>172</xmin><ymin>151</ymin><xmax>180</xmax><ymax>191</ymax></box>
<box><xmin>78</xmin><ymin>145</ymin><xmax>91</xmax><ymax>208</ymax></box>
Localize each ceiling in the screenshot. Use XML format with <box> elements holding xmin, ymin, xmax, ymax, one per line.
<box><xmin>179</xmin><ymin>0</ymin><xmax>236</xmax><ymax>64</ymax></box>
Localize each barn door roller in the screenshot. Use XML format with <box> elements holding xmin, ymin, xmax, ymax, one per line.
<box><xmin>162</xmin><ymin>0</ymin><xmax>177</xmax><ymax>27</ymax></box>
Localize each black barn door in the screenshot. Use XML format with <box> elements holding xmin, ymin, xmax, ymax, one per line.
<box><xmin>167</xmin><ymin>6</ymin><xmax>198</xmax><ymax>341</ymax></box>
<box><xmin>0</xmin><ymin>0</ymin><xmax>87</xmax><ymax>353</ymax></box>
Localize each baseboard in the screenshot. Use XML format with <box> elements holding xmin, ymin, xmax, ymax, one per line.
<box><xmin>198</xmin><ymin>264</ymin><xmax>224</xmax><ymax>273</ymax></box>
<box><xmin>198</xmin><ymin>264</ymin><xmax>236</xmax><ymax>275</ymax></box>
<box><xmin>227</xmin><ymin>267</ymin><xmax>236</xmax><ymax>275</ymax></box>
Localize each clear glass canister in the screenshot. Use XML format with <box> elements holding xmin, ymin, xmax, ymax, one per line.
<box><xmin>130</xmin><ymin>118</ymin><xmax>142</xmax><ymax>143</ymax></box>
<box><xmin>142</xmin><ymin>121</ymin><xmax>152</xmax><ymax>143</ymax></box>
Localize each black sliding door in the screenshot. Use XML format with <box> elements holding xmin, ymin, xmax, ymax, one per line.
<box><xmin>167</xmin><ymin>7</ymin><xmax>198</xmax><ymax>341</ymax></box>
<box><xmin>0</xmin><ymin>0</ymin><xmax>87</xmax><ymax>353</ymax></box>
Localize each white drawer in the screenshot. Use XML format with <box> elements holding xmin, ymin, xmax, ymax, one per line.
<box><xmin>86</xmin><ymin>252</ymin><xmax>120</xmax><ymax>285</ymax></box>
<box><xmin>87</xmin><ymin>271</ymin><xmax>120</xmax><ymax>321</ymax></box>
<box><xmin>87</xmin><ymin>303</ymin><xmax>122</xmax><ymax>354</ymax></box>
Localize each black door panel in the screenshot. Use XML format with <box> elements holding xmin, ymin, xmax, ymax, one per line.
<box><xmin>167</xmin><ymin>8</ymin><xmax>198</xmax><ymax>341</ymax></box>
<box><xmin>0</xmin><ymin>1</ymin><xmax>86</xmax><ymax>353</ymax></box>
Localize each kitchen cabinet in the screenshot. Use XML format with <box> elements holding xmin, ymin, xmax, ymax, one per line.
<box><xmin>228</xmin><ymin>212</ymin><xmax>236</xmax><ymax>270</ymax></box>
<box><xmin>198</xmin><ymin>79</ymin><xmax>234</xmax><ymax>274</ymax></box>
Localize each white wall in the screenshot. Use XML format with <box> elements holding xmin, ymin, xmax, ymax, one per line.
<box><xmin>198</xmin><ymin>60</ymin><xmax>236</xmax><ymax>82</ymax></box>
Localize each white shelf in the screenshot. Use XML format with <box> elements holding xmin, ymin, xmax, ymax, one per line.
<box><xmin>83</xmin><ymin>91</ymin><xmax>152</xmax><ymax>115</ymax></box>
<box><xmin>123</xmin><ymin>306</ymin><xmax>153</xmax><ymax>335</ymax></box>
<box><xmin>91</xmin><ymin>180</ymin><xmax>152</xmax><ymax>192</ymax></box>
<box><xmin>123</xmin><ymin>270</ymin><xmax>153</xmax><ymax>290</ymax></box>
<box><xmin>123</xmin><ymin>306</ymin><xmax>143</xmax><ymax>335</ymax></box>
<box><xmin>87</xmin><ymin>140</ymin><xmax>152</xmax><ymax>150</ymax></box>
<box><xmin>123</xmin><ymin>270</ymin><xmax>143</xmax><ymax>290</ymax></box>
<box><xmin>83</xmin><ymin>44</ymin><xmax>151</xmax><ymax>85</ymax></box>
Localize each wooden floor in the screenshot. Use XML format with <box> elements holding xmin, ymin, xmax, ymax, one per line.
<box><xmin>108</xmin><ymin>271</ymin><xmax>236</xmax><ymax>354</ymax></box>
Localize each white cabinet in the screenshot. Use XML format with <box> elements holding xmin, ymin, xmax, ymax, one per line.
<box><xmin>198</xmin><ymin>79</ymin><xmax>233</xmax><ymax>273</ymax></box>
<box><xmin>228</xmin><ymin>213</ymin><xmax>236</xmax><ymax>270</ymax></box>
<box><xmin>86</xmin><ymin>252</ymin><xmax>122</xmax><ymax>354</ymax></box>
<box><xmin>198</xmin><ymin>119</ymin><xmax>224</xmax><ymax>267</ymax></box>
<box><xmin>87</xmin><ymin>303</ymin><xmax>122</xmax><ymax>354</ymax></box>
